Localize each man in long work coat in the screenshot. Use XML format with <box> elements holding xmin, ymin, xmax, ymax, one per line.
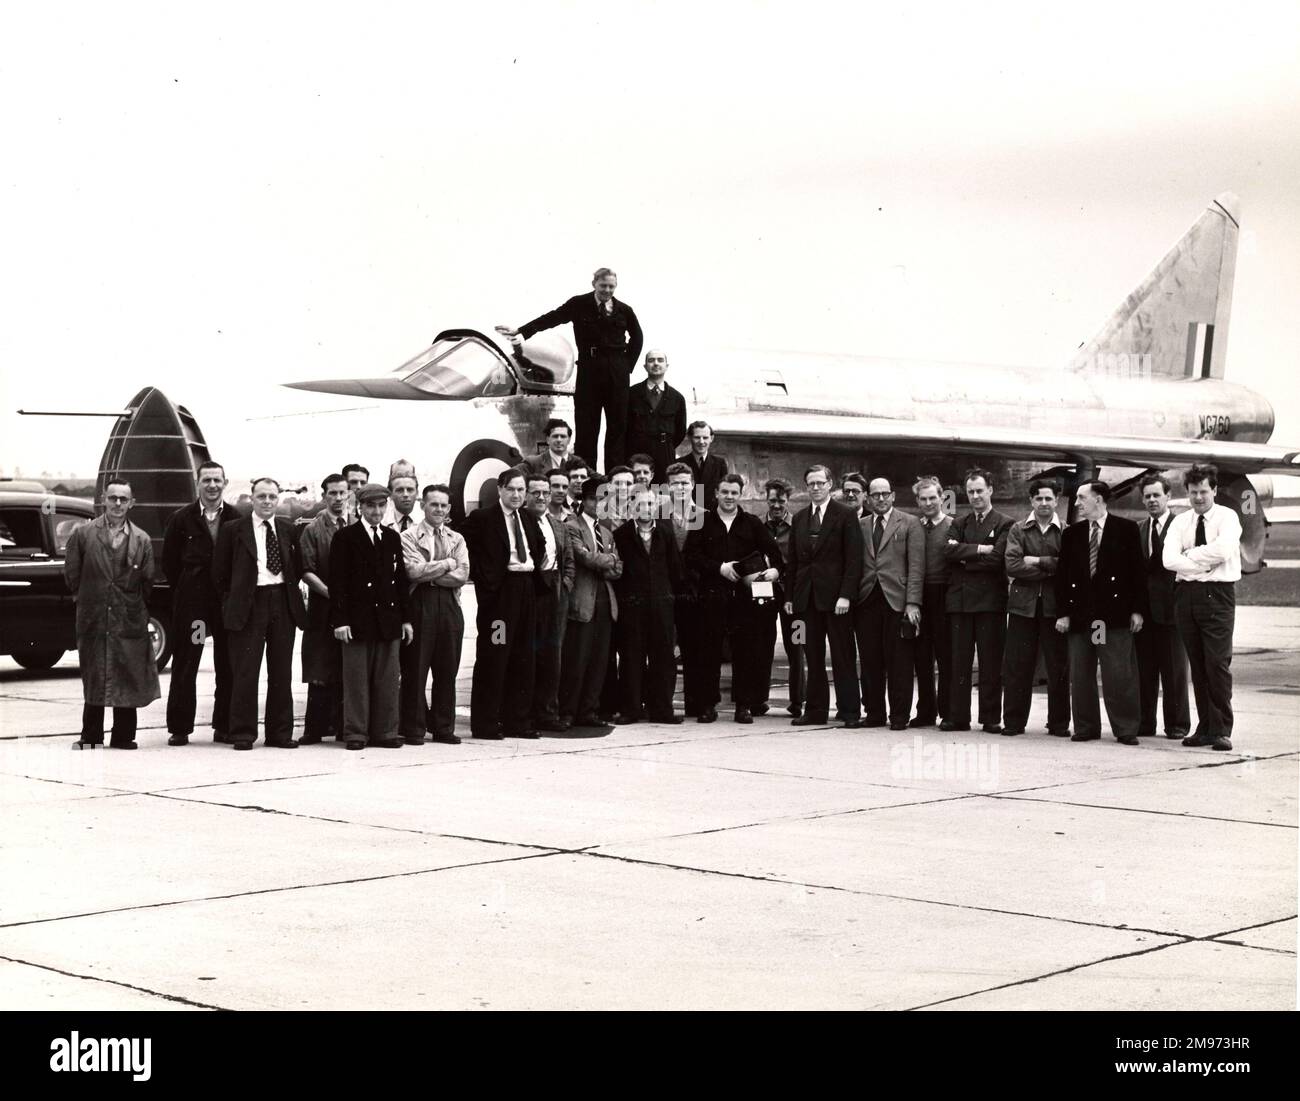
<box><xmin>65</xmin><ymin>478</ymin><xmax>160</xmax><ymax>749</ymax></box>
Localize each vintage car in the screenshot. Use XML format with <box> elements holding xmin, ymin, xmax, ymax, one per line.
<box><xmin>0</xmin><ymin>491</ymin><xmax>173</xmax><ymax>671</ymax></box>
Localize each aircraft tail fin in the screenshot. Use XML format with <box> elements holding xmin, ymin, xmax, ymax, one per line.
<box><xmin>1070</xmin><ymin>192</ymin><xmax>1239</xmax><ymax>380</ymax></box>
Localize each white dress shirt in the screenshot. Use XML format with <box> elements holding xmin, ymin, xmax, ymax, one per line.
<box><xmin>254</xmin><ymin>518</ymin><xmax>283</xmax><ymax>586</ymax></box>
<box><xmin>503</xmin><ymin>506</ymin><xmax>534</xmax><ymax>572</ymax></box>
<box><xmin>536</xmin><ymin>512</ymin><xmax>557</xmax><ymax>570</ymax></box>
<box><xmin>1162</xmin><ymin>503</ymin><xmax>1242</xmax><ymax>582</ymax></box>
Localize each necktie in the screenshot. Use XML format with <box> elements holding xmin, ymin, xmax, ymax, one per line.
<box><xmin>872</xmin><ymin>515</ymin><xmax>884</xmax><ymax>552</ymax></box>
<box><xmin>810</xmin><ymin>506</ymin><xmax>822</xmax><ymax>535</ymax></box>
<box><xmin>400</xmin><ymin>515</ymin><xmax>410</xmax><ymax>532</ymax></box>
<box><xmin>1195</xmin><ymin>514</ymin><xmax>1206</xmax><ymax>547</ymax></box>
<box><xmin>372</xmin><ymin>525</ymin><xmax>383</xmax><ymax>548</ymax></box>
<box><xmin>595</xmin><ymin>522</ymin><xmax>607</xmax><ymax>553</ymax></box>
<box><xmin>1088</xmin><ymin>521</ymin><xmax>1100</xmax><ymax>577</ymax></box>
<box><xmin>265</xmin><ymin>521</ymin><xmax>282</xmax><ymax>575</ymax></box>
<box><xmin>1149</xmin><ymin>520</ymin><xmax>1163</xmax><ymax>575</ymax></box>
<box><xmin>648</xmin><ymin>386</ymin><xmax>661</xmax><ymax>410</ymax></box>
<box><xmin>511</xmin><ymin>510</ymin><xmax>527</xmax><ymax>563</ymax></box>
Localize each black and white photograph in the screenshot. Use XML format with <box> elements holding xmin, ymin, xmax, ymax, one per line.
<box><xmin>0</xmin><ymin>0</ymin><xmax>1295</xmax><ymax>1060</ymax></box>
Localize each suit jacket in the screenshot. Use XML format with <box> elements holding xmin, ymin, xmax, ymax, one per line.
<box><xmin>685</xmin><ymin>508</ymin><xmax>784</xmax><ymax>603</ymax></box>
<box><xmin>787</xmin><ymin>499</ymin><xmax>864</xmax><ymax>614</ymax></box>
<box><xmin>614</xmin><ymin>519</ymin><xmax>683</xmax><ymax>607</ymax></box>
<box><xmin>297</xmin><ymin>509</ymin><xmax>346</xmax><ymax>630</ymax></box>
<box><xmin>625</xmin><ymin>381</ymin><xmax>687</xmax><ymax>469</ymax></box>
<box><xmin>212</xmin><ymin>514</ymin><xmax>308</xmax><ymax>632</ymax></box>
<box><xmin>539</xmin><ymin>511</ymin><xmax>577</xmax><ymax>595</ymax></box>
<box><xmin>462</xmin><ymin>503</ymin><xmax>546</xmax><ymax>602</ymax></box>
<box><xmin>161</xmin><ymin>499</ymin><xmax>239</xmax><ymax>626</ymax></box>
<box><xmin>1004</xmin><ymin>516</ymin><xmax>1063</xmax><ymax>619</ymax></box>
<box><xmin>328</xmin><ymin>522</ymin><xmax>410</xmax><ymax>641</ymax></box>
<box><xmin>1055</xmin><ymin>514</ymin><xmax>1149</xmax><ymax>631</ymax></box>
<box><xmin>857</xmin><ymin>509</ymin><xmax>925</xmax><ymax>612</ymax></box>
<box><xmin>565</xmin><ymin>513</ymin><xmax>622</xmax><ymax>622</ymax></box>
<box><xmin>683</xmin><ymin>452</ymin><xmax>728</xmax><ymax>512</ymax></box>
<box><xmin>522</xmin><ymin>449</ymin><xmax>571</xmax><ymax>477</ymax></box>
<box><xmin>519</xmin><ymin>293</ymin><xmax>643</xmax><ymax>368</ymax></box>
<box><xmin>943</xmin><ymin>508</ymin><xmax>1012</xmax><ymax>613</ymax></box>
<box><xmin>1140</xmin><ymin>512</ymin><xmax>1180</xmax><ymax>625</ymax></box>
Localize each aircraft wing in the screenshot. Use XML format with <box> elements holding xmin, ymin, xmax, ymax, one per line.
<box><xmin>709</xmin><ymin>411</ymin><xmax>1300</xmax><ymax>476</ymax></box>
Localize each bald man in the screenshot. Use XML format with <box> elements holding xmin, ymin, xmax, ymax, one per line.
<box><xmin>625</xmin><ymin>348</ymin><xmax>687</xmax><ymax>481</ymax></box>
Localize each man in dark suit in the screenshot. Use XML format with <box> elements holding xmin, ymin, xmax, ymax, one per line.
<box><xmin>614</xmin><ymin>487</ymin><xmax>685</xmax><ymax>723</ymax></box>
<box><xmin>463</xmin><ymin>468</ymin><xmax>546</xmax><ymax>739</ymax></box>
<box><xmin>526</xmin><ymin>472</ymin><xmax>576</xmax><ymax>732</ymax></box>
<box><xmin>665</xmin><ymin>462</ymin><xmax>706</xmax><ymax>716</ymax></box>
<box><xmin>785</xmin><ymin>464</ymin><xmax>863</xmax><ymax>727</ymax></box>
<box><xmin>853</xmin><ymin>477</ymin><xmax>925</xmax><ymax>729</ymax></box>
<box><xmin>212</xmin><ymin>477</ymin><xmax>308</xmax><ymax>750</ymax></box>
<box><xmin>943</xmin><ymin>468</ymin><xmax>1012</xmax><ymax>733</ymax></box>
<box><xmin>298</xmin><ymin>473</ymin><xmax>349</xmax><ymax>743</ymax></box>
<box><xmin>758</xmin><ymin>478</ymin><xmax>805</xmax><ymax>717</ymax></box>
<box><xmin>682</xmin><ymin>421</ymin><xmax>728</xmax><ymax>512</ymax></box>
<box><xmin>497</xmin><ymin>268</ymin><xmax>643</xmax><ymax>471</ymax></box>
<box><xmin>625</xmin><ymin>349</ymin><xmax>687</xmax><ymax>478</ymax></box>
<box><xmin>910</xmin><ymin>476</ymin><xmax>953</xmax><ymax>728</ymax></box>
<box><xmin>560</xmin><ymin>476</ymin><xmax>622</xmax><ymax>728</ymax></box>
<box><xmin>162</xmin><ymin>460</ymin><xmax>239</xmax><ymax>745</ymax></box>
<box><xmin>685</xmin><ymin>474</ymin><xmax>783</xmax><ymax>723</ymax></box>
<box><xmin>330</xmin><ymin>484</ymin><xmax>413</xmax><ymax>749</ymax></box>
<box><xmin>1001</xmin><ymin>479</ymin><xmax>1069</xmax><ymax>737</ymax></box>
<box><xmin>1054</xmin><ymin>481</ymin><xmax>1147</xmax><ymax>744</ymax></box>
<box><xmin>1136</xmin><ymin>474</ymin><xmax>1191</xmax><ymax>739</ymax></box>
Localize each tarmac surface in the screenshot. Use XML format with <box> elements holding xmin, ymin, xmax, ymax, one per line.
<box><xmin>1</xmin><ymin>602</ymin><xmax>1296</xmax><ymax>1011</ymax></box>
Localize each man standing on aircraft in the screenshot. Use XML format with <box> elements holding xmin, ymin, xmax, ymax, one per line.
<box><xmin>463</xmin><ymin>468</ymin><xmax>545</xmax><ymax>739</ymax></box>
<box><xmin>785</xmin><ymin>464</ymin><xmax>863</xmax><ymax>728</ymax></box>
<box><xmin>401</xmin><ymin>483</ymin><xmax>469</xmax><ymax>744</ymax></box>
<box><xmin>523</xmin><ymin>420</ymin><xmax>574</xmax><ymax>478</ymax></box>
<box><xmin>686</xmin><ymin>473</ymin><xmax>783</xmax><ymax>724</ymax></box>
<box><xmin>758</xmin><ymin>478</ymin><xmax>805</xmax><ymax>718</ymax></box>
<box><xmin>560</xmin><ymin>475</ymin><xmax>622</xmax><ymax>729</ymax></box>
<box><xmin>1136</xmin><ymin>474</ymin><xmax>1191</xmax><ymax>740</ymax></box>
<box><xmin>943</xmin><ymin>468</ymin><xmax>1011</xmax><ymax>733</ymax></box>
<box><xmin>330</xmin><ymin>483</ymin><xmax>414</xmax><ymax>750</ymax></box>
<box><xmin>853</xmin><ymin>476</ymin><xmax>925</xmax><ymax>730</ymax></box>
<box><xmin>626</xmin><ymin>349</ymin><xmax>687</xmax><ymax>480</ymax></box>
<box><xmin>213</xmin><ymin>477</ymin><xmax>308</xmax><ymax>749</ymax></box>
<box><xmin>66</xmin><ymin>478</ymin><xmax>160</xmax><ymax>750</ymax></box>
<box><xmin>1054</xmin><ymin>481</ymin><xmax>1146</xmax><ymax>745</ymax></box>
<box><xmin>497</xmin><ymin>268</ymin><xmax>643</xmax><ymax>471</ymax></box>
<box><xmin>163</xmin><ymin>460</ymin><xmax>238</xmax><ymax>746</ymax></box>
<box><xmin>526</xmin><ymin>472</ymin><xmax>576</xmax><ymax>733</ymax></box>
<box><xmin>298</xmin><ymin>473</ymin><xmax>349</xmax><ymax>744</ymax></box>
<box><xmin>683</xmin><ymin>421</ymin><xmax>727</xmax><ymax>512</ymax></box>
<box><xmin>1001</xmin><ymin>479</ymin><xmax>1069</xmax><ymax>737</ymax></box>
<box><xmin>1163</xmin><ymin>464</ymin><xmax>1241</xmax><ymax>751</ymax></box>
<box><xmin>911</xmin><ymin>476</ymin><xmax>953</xmax><ymax>728</ymax></box>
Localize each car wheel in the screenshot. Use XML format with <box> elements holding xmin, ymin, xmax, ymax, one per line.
<box><xmin>149</xmin><ymin>615</ymin><xmax>172</xmax><ymax>671</ymax></box>
<box><xmin>12</xmin><ymin>648</ymin><xmax>64</xmax><ymax>671</ymax></box>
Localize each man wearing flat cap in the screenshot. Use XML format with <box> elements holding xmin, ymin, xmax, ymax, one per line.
<box><xmin>329</xmin><ymin>483</ymin><xmax>413</xmax><ymax>749</ymax></box>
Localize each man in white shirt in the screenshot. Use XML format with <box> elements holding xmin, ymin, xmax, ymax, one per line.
<box><xmin>400</xmin><ymin>484</ymin><xmax>469</xmax><ymax>744</ymax></box>
<box><xmin>1162</xmin><ymin>464</ymin><xmax>1242</xmax><ymax>751</ymax></box>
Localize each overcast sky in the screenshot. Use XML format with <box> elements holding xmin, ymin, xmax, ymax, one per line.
<box><xmin>2</xmin><ymin>0</ymin><xmax>1297</xmax><ymax>479</ymax></box>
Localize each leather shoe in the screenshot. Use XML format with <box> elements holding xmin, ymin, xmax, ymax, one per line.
<box><xmin>266</xmin><ymin>739</ymin><xmax>299</xmax><ymax>748</ymax></box>
<box><xmin>109</xmin><ymin>741</ymin><xmax>138</xmax><ymax>750</ymax></box>
<box><xmin>939</xmin><ymin>721</ymin><xmax>970</xmax><ymax>732</ymax></box>
<box><xmin>430</xmin><ymin>733</ymin><xmax>462</xmax><ymax>744</ymax></box>
<box><xmin>613</xmin><ymin>716</ymin><xmax>638</xmax><ymax>726</ymax></box>
<box><xmin>473</xmin><ymin>731</ymin><xmax>505</xmax><ymax>740</ymax></box>
<box><xmin>735</xmin><ymin>708</ymin><xmax>753</xmax><ymax>724</ymax></box>
<box><xmin>1167</xmin><ymin>731</ymin><xmax>1189</xmax><ymax>740</ymax></box>
<box><xmin>1211</xmin><ymin>736</ymin><xmax>1233</xmax><ymax>751</ymax></box>
<box><xmin>1181</xmin><ymin>733</ymin><xmax>1213</xmax><ymax>747</ymax></box>
<box><xmin>1047</xmin><ymin>729</ymin><xmax>1071</xmax><ymax>738</ymax></box>
<box><xmin>890</xmin><ymin>722</ymin><xmax>909</xmax><ymax>731</ymax></box>
<box><xmin>751</xmin><ymin>704</ymin><xmax>770</xmax><ymax>717</ymax></box>
<box><xmin>841</xmin><ymin>719</ymin><xmax>863</xmax><ymax>729</ymax></box>
<box><xmin>299</xmin><ymin>733</ymin><xmax>323</xmax><ymax>745</ymax></box>
<box><xmin>791</xmin><ymin>715</ymin><xmax>828</xmax><ymax>726</ymax></box>
<box><xmin>345</xmin><ymin>740</ymin><xmax>365</xmax><ymax>751</ymax></box>
<box><xmin>909</xmin><ymin>716</ymin><xmax>934</xmax><ymax>728</ymax></box>
<box><xmin>167</xmin><ymin>734</ymin><xmax>189</xmax><ymax>746</ymax></box>
<box><xmin>649</xmin><ymin>714</ymin><xmax>684</xmax><ymax>725</ymax></box>
<box><xmin>233</xmin><ymin>741</ymin><xmax>254</xmax><ymax>751</ymax></box>
<box><xmin>370</xmin><ymin>738</ymin><xmax>404</xmax><ymax>748</ymax></box>
<box><xmin>1001</xmin><ymin>728</ymin><xmax>1024</xmax><ymax>736</ymax></box>
<box><xmin>538</xmin><ymin>720</ymin><xmax>570</xmax><ymax>733</ymax></box>
<box><xmin>403</xmin><ymin>736</ymin><xmax>426</xmax><ymax>745</ymax></box>
<box><xmin>512</xmin><ymin>730</ymin><xmax>541</xmax><ymax>739</ymax></box>
<box><xmin>982</xmin><ymin>723</ymin><xmax>1003</xmax><ymax>734</ymax></box>
<box><xmin>786</xmin><ymin>703</ymin><xmax>802</xmax><ymax>717</ymax></box>
<box><xmin>213</xmin><ymin>731</ymin><xmax>232</xmax><ymax>744</ymax></box>
<box><xmin>1116</xmin><ymin>735</ymin><xmax>1139</xmax><ymax>745</ymax></box>
<box><xmin>697</xmin><ymin>709</ymin><xmax>718</xmax><ymax>723</ymax></box>
<box><xmin>1070</xmin><ymin>732</ymin><xmax>1100</xmax><ymax>742</ymax></box>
